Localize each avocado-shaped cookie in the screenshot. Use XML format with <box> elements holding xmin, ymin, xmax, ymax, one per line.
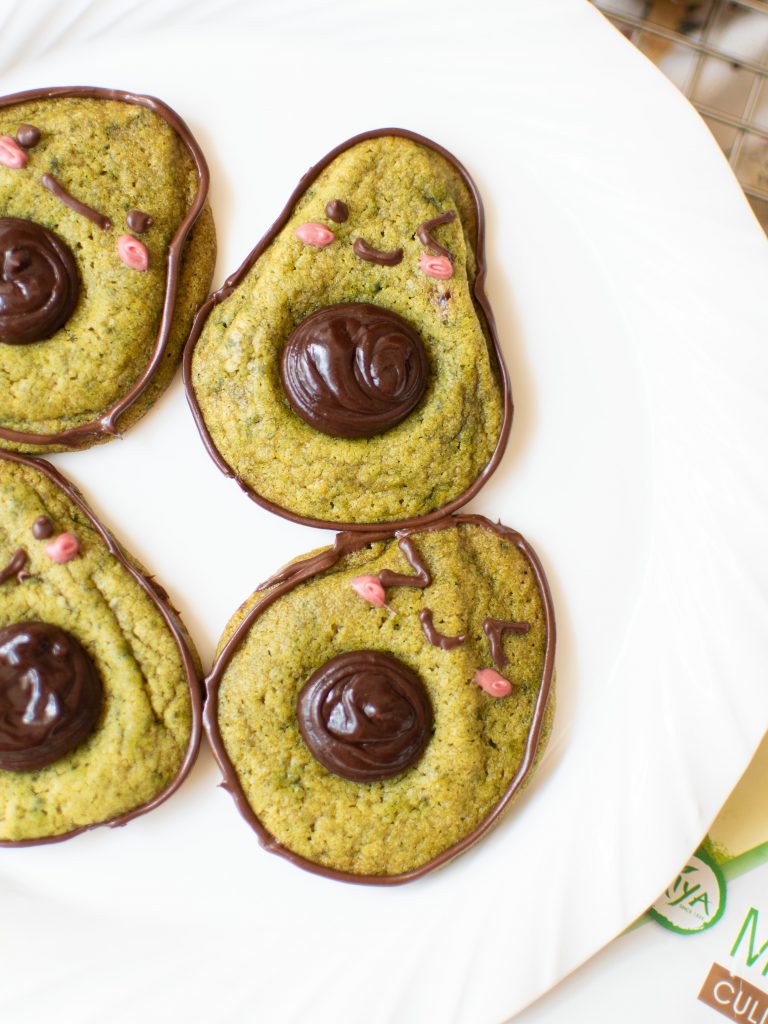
<box><xmin>206</xmin><ymin>514</ymin><xmax>554</xmax><ymax>884</ymax></box>
<box><xmin>185</xmin><ymin>129</ymin><xmax>510</xmax><ymax>529</ymax></box>
<box><xmin>0</xmin><ymin>451</ymin><xmax>202</xmax><ymax>845</ymax></box>
<box><xmin>0</xmin><ymin>86</ymin><xmax>215</xmax><ymax>452</ymax></box>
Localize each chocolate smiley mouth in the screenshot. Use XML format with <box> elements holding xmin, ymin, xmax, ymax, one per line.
<box><xmin>280</xmin><ymin>302</ymin><xmax>429</xmax><ymax>439</ymax></box>
<box><xmin>352</xmin><ymin>238</ymin><xmax>404</xmax><ymax>266</ymax></box>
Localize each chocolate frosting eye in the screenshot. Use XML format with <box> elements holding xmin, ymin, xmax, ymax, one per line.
<box><xmin>126</xmin><ymin>209</ymin><xmax>153</xmax><ymax>234</ymax></box>
<box><xmin>0</xmin><ymin>217</ymin><xmax>79</xmax><ymax>346</ymax></box>
<box><xmin>280</xmin><ymin>303</ymin><xmax>429</xmax><ymax>438</ymax></box>
<box><xmin>324</xmin><ymin>199</ymin><xmax>348</xmax><ymax>223</ymax></box>
<box><xmin>0</xmin><ymin>622</ymin><xmax>103</xmax><ymax>771</ymax></box>
<box><xmin>297</xmin><ymin>650</ymin><xmax>433</xmax><ymax>782</ymax></box>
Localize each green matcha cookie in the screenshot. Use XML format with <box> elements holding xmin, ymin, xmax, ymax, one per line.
<box><xmin>206</xmin><ymin>514</ymin><xmax>554</xmax><ymax>884</ymax></box>
<box><xmin>0</xmin><ymin>451</ymin><xmax>202</xmax><ymax>845</ymax></box>
<box><xmin>185</xmin><ymin>129</ymin><xmax>510</xmax><ymax>529</ymax></box>
<box><xmin>0</xmin><ymin>86</ymin><xmax>216</xmax><ymax>453</ymax></box>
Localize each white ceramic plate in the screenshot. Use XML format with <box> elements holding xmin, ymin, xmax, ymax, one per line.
<box><xmin>1</xmin><ymin>4</ymin><xmax>767</xmax><ymax>1022</ymax></box>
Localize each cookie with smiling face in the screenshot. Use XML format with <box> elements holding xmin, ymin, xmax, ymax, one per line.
<box><xmin>205</xmin><ymin>514</ymin><xmax>554</xmax><ymax>883</ymax></box>
<box><xmin>0</xmin><ymin>86</ymin><xmax>215</xmax><ymax>452</ymax></box>
<box><xmin>185</xmin><ymin>129</ymin><xmax>511</xmax><ymax>529</ymax></box>
<box><xmin>0</xmin><ymin>450</ymin><xmax>202</xmax><ymax>844</ymax></box>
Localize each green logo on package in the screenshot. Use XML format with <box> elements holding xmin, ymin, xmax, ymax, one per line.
<box><xmin>649</xmin><ymin>847</ymin><xmax>727</xmax><ymax>934</ymax></box>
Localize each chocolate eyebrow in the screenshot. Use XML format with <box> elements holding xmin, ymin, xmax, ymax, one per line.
<box><xmin>416</xmin><ymin>211</ymin><xmax>456</xmax><ymax>260</ymax></box>
<box><xmin>41</xmin><ymin>173</ymin><xmax>112</xmax><ymax>231</ymax></box>
<box><xmin>352</xmin><ymin>237</ymin><xmax>403</xmax><ymax>266</ymax></box>
<box><xmin>377</xmin><ymin>537</ymin><xmax>432</xmax><ymax>588</ymax></box>
<box><xmin>483</xmin><ymin>616</ymin><xmax>530</xmax><ymax>668</ymax></box>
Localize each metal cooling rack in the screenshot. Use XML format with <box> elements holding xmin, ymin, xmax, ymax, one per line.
<box><xmin>593</xmin><ymin>0</ymin><xmax>768</xmax><ymax>232</ymax></box>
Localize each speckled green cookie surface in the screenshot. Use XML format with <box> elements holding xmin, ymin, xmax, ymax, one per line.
<box><xmin>188</xmin><ymin>132</ymin><xmax>507</xmax><ymax>526</ymax></box>
<box><xmin>0</xmin><ymin>90</ymin><xmax>215</xmax><ymax>452</ymax></box>
<box><xmin>0</xmin><ymin>453</ymin><xmax>201</xmax><ymax>843</ymax></box>
<box><xmin>208</xmin><ymin>517</ymin><xmax>554</xmax><ymax>881</ymax></box>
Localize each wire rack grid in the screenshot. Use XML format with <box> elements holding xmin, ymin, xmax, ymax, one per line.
<box><xmin>593</xmin><ymin>0</ymin><xmax>768</xmax><ymax>232</ymax></box>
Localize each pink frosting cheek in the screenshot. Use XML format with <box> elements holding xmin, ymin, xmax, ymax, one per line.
<box><xmin>0</xmin><ymin>135</ymin><xmax>27</xmax><ymax>169</ymax></box>
<box><xmin>419</xmin><ymin>253</ymin><xmax>453</xmax><ymax>280</ymax></box>
<box><xmin>294</xmin><ymin>222</ymin><xmax>335</xmax><ymax>248</ymax></box>
<box><xmin>117</xmin><ymin>234</ymin><xmax>149</xmax><ymax>271</ymax></box>
<box><xmin>474</xmin><ymin>668</ymin><xmax>513</xmax><ymax>698</ymax></box>
<box><xmin>45</xmin><ymin>532</ymin><xmax>80</xmax><ymax>564</ymax></box>
<box><xmin>350</xmin><ymin>575</ymin><xmax>387</xmax><ymax>607</ymax></box>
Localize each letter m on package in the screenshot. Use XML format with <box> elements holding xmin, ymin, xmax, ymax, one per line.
<box><xmin>731</xmin><ymin>908</ymin><xmax>768</xmax><ymax>975</ymax></box>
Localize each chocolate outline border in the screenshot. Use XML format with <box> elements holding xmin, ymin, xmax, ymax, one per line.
<box><xmin>182</xmin><ymin>127</ymin><xmax>513</xmax><ymax>532</ymax></box>
<box><xmin>0</xmin><ymin>449</ymin><xmax>203</xmax><ymax>847</ymax></box>
<box><xmin>204</xmin><ymin>513</ymin><xmax>555</xmax><ymax>886</ymax></box>
<box><xmin>0</xmin><ymin>85</ymin><xmax>210</xmax><ymax>449</ymax></box>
